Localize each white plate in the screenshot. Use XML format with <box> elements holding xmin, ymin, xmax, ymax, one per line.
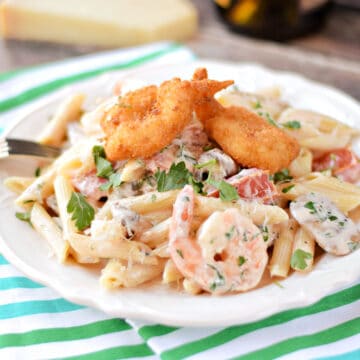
<box><xmin>0</xmin><ymin>60</ymin><xmax>359</xmax><ymax>327</ymax></box>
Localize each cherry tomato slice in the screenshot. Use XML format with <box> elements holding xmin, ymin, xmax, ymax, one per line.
<box><xmin>208</xmin><ymin>168</ymin><xmax>278</xmax><ymax>204</ymax></box>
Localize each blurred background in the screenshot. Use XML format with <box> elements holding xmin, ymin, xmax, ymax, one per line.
<box><xmin>0</xmin><ymin>0</ymin><xmax>359</xmax><ymax>99</ymax></box>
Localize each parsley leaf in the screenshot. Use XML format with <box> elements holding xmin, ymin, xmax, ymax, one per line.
<box><xmin>92</xmin><ymin>145</ymin><xmax>113</xmax><ymax>178</ymax></box>
<box><xmin>155</xmin><ymin>162</ymin><xmax>200</xmax><ymax>192</ymax></box>
<box><xmin>99</xmin><ymin>173</ymin><xmax>122</xmax><ymax>191</ymax></box>
<box><xmin>35</xmin><ymin>167</ymin><xmax>41</xmax><ymax>177</ymax></box>
<box><xmin>67</xmin><ymin>192</ymin><xmax>95</xmax><ymax>231</ymax></box>
<box><xmin>207</xmin><ymin>178</ymin><xmax>239</xmax><ymax>202</ymax></box>
<box><xmin>253</xmin><ymin>100</ymin><xmax>262</xmax><ymax>109</ymax></box>
<box><xmin>264</xmin><ymin>112</ymin><xmax>279</xmax><ymax>127</ymax></box>
<box><xmin>237</xmin><ymin>256</ymin><xmax>246</xmax><ymax>266</ymax></box>
<box><xmin>92</xmin><ymin>145</ymin><xmax>122</xmax><ymax>190</ymax></box>
<box><xmin>282</xmin><ymin>184</ymin><xmax>295</xmax><ymax>193</ymax></box>
<box><xmin>290</xmin><ymin>249</ymin><xmax>313</xmax><ymax>270</ymax></box>
<box><xmin>273</xmin><ymin>168</ymin><xmax>293</xmax><ymax>184</ymax></box>
<box><xmin>304</xmin><ymin>201</ymin><xmax>317</xmax><ymax>214</ymax></box>
<box><xmin>282</xmin><ymin>120</ymin><xmax>301</xmax><ymax>129</ymax></box>
<box><xmin>15</xmin><ymin>211</ymin><xmax>31</xmax><ymax>225</ymax></box>
<box><xmin>194</xmin><ymin>158</ymin><xmax>217</xmax><ymax>169</ymax></box>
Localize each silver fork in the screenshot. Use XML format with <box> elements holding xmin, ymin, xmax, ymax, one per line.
<box><xmin>0</xmin><ymin>138</ymin><xmax>61</xmax><ymax>159</ymax></box>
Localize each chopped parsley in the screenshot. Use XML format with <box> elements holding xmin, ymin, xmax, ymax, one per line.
<box><xmin>93</xmin><ymin>146</ymin><xmax>113</xmax><ymax>178</ymax></box>
<box><xmin>253</xmin><ymin>100</ymin><xmax>262</xmax><ymax>109</ymax></box>
<box><xmin>304</xmin><ymin>201</ymin><xmax>317</xmax><ymax>214</ymax></box>
<box><xmin>207</xmin><ymin>178</ymin><xmax>239</xmax><ymax>202</ymax></box>
<box><xmin>155</xmin><ymin>162</ymin><xmax>191</xmax><ymax>192</ymax></box>
<box><xmin>35</xmin><ymin>167</ymin><xmax>41</xmax><ymax>177</ymax></box>
<box><xmin>272</xmin><ymin>168</ymin><xmax>293</xmax><ymax>184</ymax></box>
<box><xmin>282</xmin><ymin>184</ymin><xmax>295</xmax><ymax>193</ymax></box>
<box><xmin>259</xmin><ymin>225</ymin><xmax>269</xmax><ymax>242</ymax></box>
<box><xmin>99</xmin><ymin>173</ymin><xmax>122</xmax><ymax>191</ymax></box>
<box><xmin>290</xmin><ymin>249</ymin><xmax>313</xmax><ymax>270</ymax></box>
<box><xmin>203</xmin><ymin>144</ymin><xmax>214</xmax><ymax>152</ymax></box>
<box><xmin>194</xmin><ymin>158</ymin><xmax>217</xmax><ymax>169</ymax></box>
<box><xmin>282</xmin><ymin>120</ymin><xmax>301</xmax><ymax>129</ymax></box>
<box><xmin>237</xmin><ymin>256</ymin><xmax>246</xmax><ymax>266</ymax></box>
<box><xmin>328</xmin><ymin>215</ymin><xmax>338</xmax><ymax>221</ymax></box>
<box><xmin>67</xmin><ymin>192</ymin><xmax>95</xmax><ymax>231</ymax></box>
<box><xmin>264</xmin><ymin>112</ymin><xmax>279</xmax><ymax>127</ymax></box>
<box><xmin>176</xmin><ymin>249</ymin><xmax>184</xmax><ymax>258</ymax></box>
<box><xmin>225</xmin><ymin>225</ymin><xmax>235</xmax><ymax>240</ymax></box>
<box><xmin>155</xmin><ymin>161</ymin><xmax>203</xmax><ymax>194</ymax></box>
<box><xmin>15</xmin><ymin>211</ymin><xmax>31</xmax><ymax>225</ymax></box>
<box><xmin>208</xmin><ymin>264</ymin><xmax>225</xmax><ymax>291</ymax></box>
<box><xmin>92</xmin><ymin>145</ymin><xmax>122</xmax><ymax>190</ymax></box>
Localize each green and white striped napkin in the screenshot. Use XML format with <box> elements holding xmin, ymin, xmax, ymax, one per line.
<box><xmin>0</xmin><ymin>42</ymin><xmax>359</xmax><ymax>359</ymax></box>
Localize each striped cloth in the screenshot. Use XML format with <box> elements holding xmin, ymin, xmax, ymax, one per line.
<box><xmin>0</xmin><ymin>42</ymin><xmax>359</xmax><ymax>359</ymax></box>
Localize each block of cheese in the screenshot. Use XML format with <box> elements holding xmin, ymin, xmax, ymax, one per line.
<box><xmin>0</xmin><ymin>0</ymin><xmax>197</xmax><ymax>47</ymax></box>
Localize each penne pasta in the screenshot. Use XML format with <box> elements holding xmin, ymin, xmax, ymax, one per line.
<box><xmin>120</xmin><ymin>159</ymin><xmax>146</xmax><ymax>183</ymax></box>
<box><xmin>269</xmin><ymin>220</ymin><xmax>298</xmax><ymax>278</ymax></box>
<box><xmin>15</xmin><ymin>167</ymin><xmax>56</xmax><ymax>207</ymax></box>
<box><xmin>280</xmin><ymin>172</ymin><xmax>360</xmax><ymax>213</ymax></box>
<box><xmin>162</xmin><ymin>259</ymin><xmax>183</xmax><ymax>284</ymax></box>
<box><xmin>183</xmin><ymin>278</ymin><xmax>202</xmax><ymax>295</ymax></box>
<box><xmin>38</xmin><ymin>93</ymin><xmax>85</xmax><ymax>146</ymax></box>
<box><xmin>278</xmin><ymin>108</ymin><xmax>359</xmax><ymax>151</ymax></box>
<box><xmin>54</xmin><ymin>175</ymin><xmax>78</xmax><ymax>240</ymax></box>
<box><xmin>195</xmin><ymin>195</ymin><xmax>288</xmax><ymax>225</ymax></box>
<box><xmin>288</xmin><ymin>147</ymin><xmax>312</xmax><ymax>178</ymax></box>
<box><xmin>69</xmin><ymin>232</ymin><xmax>158</xmax><ymax>265</ymax></box>
<box><xmin>100</xmin><ymin>259</ymin><xmax>164</xmax><ymax>289</ymax></box>
<box><xmin>4</xmin><ymin>176</ymin><xmax>35</xmax><ymax>194</ymax></box>
<box><xmin>115</xmin><ymin>190</ymin><xmax>180</xmax><ymax>214</ymax></box>
<box><xmin>30</xmin><ymin>203</ymin><xmax>69</xmax><ymax>263</ymax></box>
<box><xmin>290</xmin><ymin>227</ymin><xmax>315</xmax><ymax>272</ymax></box>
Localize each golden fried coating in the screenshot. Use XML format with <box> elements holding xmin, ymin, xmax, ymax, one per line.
<box><xmin>204</xmin><ymin>106</ymin><xmax>300</xmax><ymax>173</ymax></box>
<box><xmin>102</xmin><ymin>78</ymin><xmax>194</xmax><ymax>161</ymax></box>
<box><xmin>192</xmin><ymin>69</ymin><xmax>300</xmax><ymax>173</ymax></box>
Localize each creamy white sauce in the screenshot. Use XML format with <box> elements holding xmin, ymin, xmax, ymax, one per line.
<box><xmin>290</xmin><ymin>193</ymin><xmax>360</xmax><ymax>255</ymax></box>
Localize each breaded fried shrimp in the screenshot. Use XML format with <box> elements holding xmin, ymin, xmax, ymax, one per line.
<box><xmin>192</xmin><ymin>68</ymin><xmax>300</xmax><ymax>173</ymax></box>
<box><xmin>101</xmin><ymin>78</ymin><xmax>195</xmax><ymax>161</ymax></box>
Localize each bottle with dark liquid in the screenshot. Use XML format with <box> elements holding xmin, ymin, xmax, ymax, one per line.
<box><xmin>214</xmin><ymin>0</ymin><xmax>332</xmax><ymax>41</ymax></box>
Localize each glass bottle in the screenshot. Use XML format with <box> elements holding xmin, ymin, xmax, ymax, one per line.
<box><xmin>214</xmin><ymin>0</ymin><xmax>332</xmax><ymax>41</ymax></box>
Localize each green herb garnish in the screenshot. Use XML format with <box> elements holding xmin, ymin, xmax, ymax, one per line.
<box><xmin>176</xmin><ymin>249</ymin><xmax>184</xmax><ymax>259</ymax></box>
<box><xmin>253</xmin><ymin>100</ymin><xmax>262</xmax><ymax>109</ymax></box>
<box><xmin>92</xmin><ymin>145</ymin><xmax>122</xmax><ymax>190</ymax></box>
<box><xmin>273</xmin><ymin>168</ymin><xmax>293</xmax><ymax>183</ymax></box>
<box><xmin>237</xmin><ymin>256</ymin><xmax>246</xmax><ymax>266</ymax></box>
<box><xmin>290</xmin><ymin>249</ymin><xmax>313</xmax><ymax>270</ymax></box>
<box><xmin>282</xmin><ymin>120</ymin><xmax>301</xmax><ymax>129</ymax></box>
<box><xmin>15</xmin><ymin>211</ymin><xmax>31</xmax><ymax>225</ymax></box>
<box><xmin>194</xmin><ymin>158</ymin><xmax>217</xmax><ymax>169</ymax></box>
<box><xmin>155</xmin><ymin>161</ymin><xmax>203</xmax><ymax>194</ymax></box>
<box><xmin>304</xmin><ymin>201</ymin><xmax>317</xmax><ymax>214</ymax></box>
<box><xmin>225</xmin><ymin>225</ymin><xmax>235</xmax><ymax>240</ymax></box>
<box><xmin>207</xmin><ymin>178</ymin><xmax>239</xmax><ymax>202</ymax></box>
<box><xmin>67</xmin><ymin>192</ymin><xmax>95</xmax><ymax>231</ymax></box>
<box><xmin>282</xmin><ymin>184</ymin><xmax>295</xmax><ymax>193</ymax></box>
<box><xmin>99</xmin><ymin>173</ymin><xmax>122</xmax><ymax>191</ymax></box>
<box><xmin>35</xmin><ymin>167</ymin><xmax>41</xmax><ymax>177</ymax></box>
<box><xmin>264</xmin><ymin>112</ymin><xmax>278</xmax><ymax>127</ymax></box>
<box><xmin>155</xmin><ymin>162</ymin><xmax>190</xmax><ymax>192</ymax></box>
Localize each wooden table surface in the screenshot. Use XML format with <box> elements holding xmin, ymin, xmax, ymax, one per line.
<box><xmin>0</xmin><ymin>1</ymin><xmax>359</xmax><ymax>100</ymax></box>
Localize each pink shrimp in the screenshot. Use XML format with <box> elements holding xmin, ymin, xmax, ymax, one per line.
<box><xmin>169</xmin><ymin>185</ymin><xmax>268</xmax><ymax>294</ymax></box>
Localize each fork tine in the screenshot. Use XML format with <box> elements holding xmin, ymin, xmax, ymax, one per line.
<box><xmin>0</xmin><ymin>138</ymin><xmax>61</xmax><ymax>159</ymax></box>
